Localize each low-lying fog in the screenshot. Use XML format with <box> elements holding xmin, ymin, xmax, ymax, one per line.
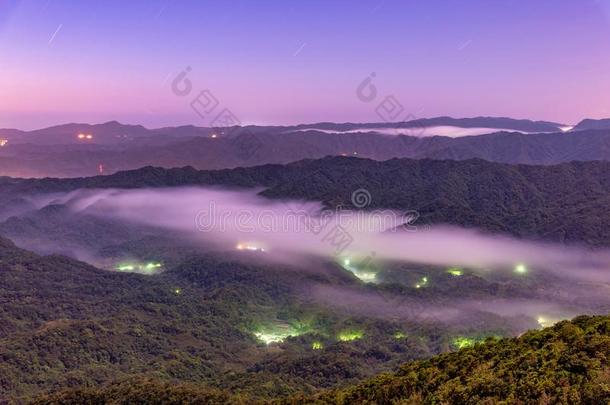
<box><xmin>13</xmin><ymin>187</ymin><xmax>610</xmax><ymax>327</ymax></box>
<box><xmin>296</xmin><ymin>126</ymin><xmax>531</xmax><ymax>137</ymax></box>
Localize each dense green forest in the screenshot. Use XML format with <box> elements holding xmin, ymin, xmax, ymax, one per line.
<box><xmin>305</xmin><ymin>315</ymin><xmax>610</xmax><ymax>404</ymax></box>
<box><xmin>0</xmin><ymin>236</ymin><xmax>489</xmax><ymax>402</ymax></box>
<box><xmin>3</xmin><ymin>227</ymin><xmax>592</xmax><ymax>403</ymax></box>
<box><xmin>29</xmin><ymin>315</ymin><xmax>610</xmax><ymax>404</ymax></box>
<box><xmin>2</xmin><ymin>230</ymin><xmax>608</xmax><ymax>403</ymax></box>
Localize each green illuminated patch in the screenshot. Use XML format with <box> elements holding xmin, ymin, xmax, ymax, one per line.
<box><xmin>337</xmin><ymin>330</ymin><xmax>363</xmax><ymax>342</ymax></box>
<box><xmin>114</xmin><ymin>261</ymin><xmax>163</xmax><ymax>275</ymax></box>
<box><xmin>254</xmin><ymin>331</ymin><xmax>291</xmax><ymax>344</ymax></box>
<box><xmin>339</xmin><ymin>257</ymin><xmax>378</xmax><ymax>284</ymax></box>
<box><xmin>453</xmin><ymin>336</ymin><xmax>476</xmax><ymax>349</ymax></box>
<box><xmin>537</xmin><ymin>315</ymin><xmax>564</xmax><ymax>328</ymax></box>
<box><xmin>447</xmin><ymin>267</ymin><xmax>463</xmax><ymax>276</ymax></box>
<box><xmin>312</xmin><ymin>341</ymin><xmax>323</xmax><ymax>350</ymax></box>
<box><xmin>253</xmin><ymin>321</ymin><xmax>312</xmax><ymax>345</ymax></box>
<box><xmin>393</xmin><ymin>331</ymin><xmax>407</xmax><ymax>339</ymax></box>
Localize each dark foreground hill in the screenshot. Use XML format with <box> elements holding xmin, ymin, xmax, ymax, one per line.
<box><xmin>31</xmin><ymin>315</ymin><xmax>610</xmax><ymax>404</ymax></box>
<box><xmin>4</xmin><ymin>156</ymin><xmax>610</xmax><ymax>246</ymax></box>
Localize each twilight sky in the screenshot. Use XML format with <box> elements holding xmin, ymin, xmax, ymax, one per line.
<box><xmin>1</xmin><ymin>0</ymin><xmax>610</xmax><ymax>130</ymax></box>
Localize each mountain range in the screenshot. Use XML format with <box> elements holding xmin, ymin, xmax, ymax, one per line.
<box><xmin>2</xmin><ymin>116</ymin><xmax>610</xmax><ymax>178</ymax></box>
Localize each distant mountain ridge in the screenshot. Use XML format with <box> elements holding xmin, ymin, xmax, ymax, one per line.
<box><xmin>0</xmin><ymin>116</ymin><xmax>564</xmax><ymax>144</ymax></box>
<box><xmin>572</xmin><ymin>118</ymin><xmax>610</xmax><ymax>131</ymax></box>
<box><xmin>2</xmin><ymin>116</ymin><xmax>610</xmax><ymax>178</ymax></box>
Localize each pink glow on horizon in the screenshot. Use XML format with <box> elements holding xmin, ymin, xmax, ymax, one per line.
<box><xmin>2</xmin><ymin>1</ymin><xmax>610</xmax><ymax>129</ymax></box>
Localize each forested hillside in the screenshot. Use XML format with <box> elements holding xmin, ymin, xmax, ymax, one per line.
<box><xmin>31</xmin><ymin>315</ymin><xmax>610</xmax><ymax>404</ymax></box>
<box><xmin>304</xmin><ymin>315</ymin><xmax>610</xmax><ymax>404</ymax></box>
<box><xmin>4</xmin><ymin>156</ymin><xmax>610</xmax><ymax>245</ymax></box>
<box><xmin>0</xmin><ymin>236</ymin><xmax>469</xmax><ymax>402</ymax></box>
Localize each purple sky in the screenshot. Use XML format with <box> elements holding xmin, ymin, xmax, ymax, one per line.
<box><xmin>1</xmin><ymin>0</ymin><xmax>610</xmax><ymax>130</ymax></box>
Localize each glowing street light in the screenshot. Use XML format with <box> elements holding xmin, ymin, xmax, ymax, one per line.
<box><xmin>415</xmin><ymin>276</ymin><xmax>429</xmax><ymax>288</ymax></box>
<box><xmin>393</xmin><ymin>331</ymin><xmax>407</xmax><ymax>339</ymax></box>
<box><xmin>514</xmin><ymin>263</ymin><xmax>528</xmax><ymax>274</ymax></box>
<box><xmin>236</xmin><ymin>242</ymin><xmax>266</xmax><ymax>252</ymax></box>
